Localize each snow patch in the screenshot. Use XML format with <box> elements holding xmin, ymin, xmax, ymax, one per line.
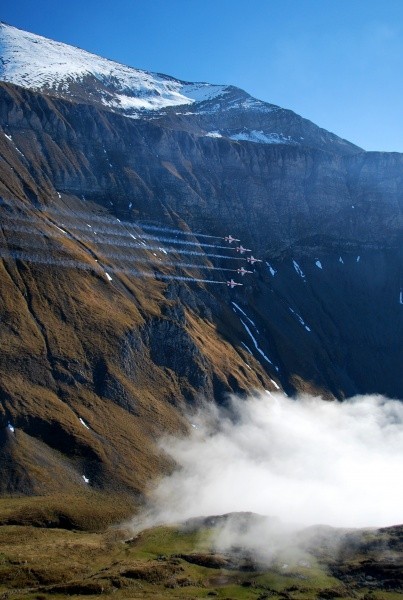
<box><xmin>339</xmin><ymin>257</ymin><xmax>344</xmax><ymax>264</ymax></box>
<box><xmin>14</xmin><ymin>145</ymin><xmax>25</xmax><ymax>158</ymax></box>
<box><xmin>82</xmin><ymin>475</ymin><xmax>89</xmax><ymax>484</ymax></box>
<box><xmin>7</xmin><ymin>423</ymin><xmax>15</xmax><ymax>433</ymax></box>
<box><xmin>105</xmin><ymin>272</ymin><xmax>112</xmax><ymax>281</ymax></box>
<box><xmin>270</xmin><ymin>378</ymin><xmax>280</xmax><ymax>390</ymax></box>
<box><xmin>229</xmin><ymin>130</ymin><xmax>294</xmax><ymax>145</ymax></box>
<box><xmin>3</xmin><ymin>133</ymin><xmax>25</xmax><ymax>157</ymax></box>
<box><xmin>266</xmin><ymin>262</ymin><xmax>276</xmax><ymax>276</ymax></box>
<box><xmin>400</xmin><ymin>290</ymin><xmax>403</xmax><ymax>305</ymax></box>
<box><xmin>315</xmin><ymin>260</ymin><xmax>323</xmax><ymax>270</ymax></box>
<box><xmin>79</xmin><ymin>417</ymin><xmax>90</xmax><ymax>430</ymax></box>
<box><xmin>292</xmin><ymin>260</ymin><xmax>306</xmax><ymax>280</ymax></box>
<box><xmin>205</xmin><ymin>131</ymin><xmax>223</xmax><ymax>138</ymax></box>
<box><xmin>181</xmin><ymin>83</ymin><xmax>228</xmax><ymax>103</ymax></box>
<box><xmin>356</xmin><ymin>256</ymin><xmax>361</xmax><ymax>263</ymax></box>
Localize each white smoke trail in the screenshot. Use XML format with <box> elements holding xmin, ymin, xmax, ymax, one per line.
<box><xmin>0</xmin><ymin>249</ymin><xmax>96</xmax><ymax>272</ymax></box>
<box><xmin>88</xmin><ymin>229</ymin><xmax>229</xmax><ymax>250</ymax></box>
<box><xmin>38</xmin><ymin>204</ymin><xmax>223</xmax><ymax>239</ymax></box>
<box><xmin>138</xmin><ymin>393</ymin><xmax>403</xmax><ymax>531</ymax></box>
<box><xmin>0</xmin><ymin>231</ymin><xmax>245</xmax><ymax>276</ymax></box>
<box><xmin>1</xmin><ymin>221</ymin><xmax>246</xmax><ymax>261</ymax></box>
<box><xmin>1</xmin><ymin>222</ymin><xmax>74</xmax><ymax>239</ymax></box>
<box><xmin>4</xmin><ymin>213</ymin><xmax>229</xmax><ymax>250</ymax></box>
<box><xmin>0</xmin><ymin>248</ymin><xmax>227</xmax><ymax>285</ymax></box>
<box><xmin>138</xmin><ymin>223</ymin><xmax>222</xmax><ymax>240</ymax></box>
<box><xmin>0</xmin><ymin>199</ymin><xmax>232</xmax><ymax>243</ymax></box>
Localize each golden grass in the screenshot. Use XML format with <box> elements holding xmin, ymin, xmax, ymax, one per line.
<box><xmin>0</xmin><ymin>491</ymin><xmax>136</xmax><ymax>531</ymax></box>
<box><xmin>185</xmin><ymin>310</ymin><xmax>271</xmax><ymax>392</ymax></box>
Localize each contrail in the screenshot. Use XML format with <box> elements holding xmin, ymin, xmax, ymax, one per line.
<box><xmin>1</xmin><ymin>222</ymin><xmax>73</xmax><ymax>239</ymax></box>
<box><xmin>1</xmin><ymin>222</ymin><xmax>76</xmax><ymax>241</ymax></box>
<box><xmin>0</xmin><ymin>248</ymin><xmax>96</xmax><ymax>272</ymax></box>
<box><xmin>0</xmin><ymin>248</ymin><xmax>227</xmax><ymax>285</ymax></box>
<box><xmin>0</xmin><ymin>199</ymin><xmax>227</xmax><ymax>241</ymax></box>
<box><xmin>136</xmin><ymin>223</ymin><xmax>222</xmax><ymax>240</ymax></box>
<box><xmin>0</xmin><ymin>222</ymin><xmax>247</xmax><ymax>261</ymax></box>
<box><xmin>0</xmin><ymin>233</ymin><xmax>235</xmax><ymax>273</ymax></box>
<box><xmin>4</xmin><ymin>213</ymin><xmax>229</xmax><ymax>250</ymax></box>
<box><xmin>45</xmin><ymin>205</ymin><xmax>223</xmax><ymax>240</ymax></box>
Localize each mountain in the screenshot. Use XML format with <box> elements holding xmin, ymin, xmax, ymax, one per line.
<box><xmin>0</xmin><ymin>22</ymin><xmax>359</xmax><ymax>153</ymax></box>
<box><xmin>0</xmin><ymin>23</ymin><xmax>402</xmax><ymax>496</ymax></box>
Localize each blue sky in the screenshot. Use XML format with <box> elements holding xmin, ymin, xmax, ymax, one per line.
<box><xmin>2</xmin><ymin>0</ymin><xmax>402</xmax><ymax>151</ymax></box>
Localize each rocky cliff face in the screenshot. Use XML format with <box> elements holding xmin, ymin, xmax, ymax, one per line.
<box><xmin>0</xmin><ymin>25</ymin><xmax>402</xmax><ymax>496</ymax></box>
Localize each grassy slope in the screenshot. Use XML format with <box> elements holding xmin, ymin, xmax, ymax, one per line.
<box><xmin>0</xmin><ymin>499</ymin><xmax>401</xmax><ymax>599</ymax></box>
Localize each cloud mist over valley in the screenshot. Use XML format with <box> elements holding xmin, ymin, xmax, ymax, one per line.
<box><xmin>138</xmin><ymin>393</ymin><xmax>403</xmax><ymax>537</ymax></box>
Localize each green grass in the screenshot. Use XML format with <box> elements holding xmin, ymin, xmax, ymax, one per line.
<box><xmin>0</xmin><ymin>498</ymin><xmax>401</xmax><ymax>600</ymax></box>
<box><xmin>129</xmin><ymin>524</ymin><xmax>211</xmax><ymax>558</ymax></box>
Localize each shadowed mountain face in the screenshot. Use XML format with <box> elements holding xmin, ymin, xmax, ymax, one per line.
<box><xmin>0</xmin><ymin>24</ymin><xmax>402</xmax><ymax>495</ymax></box>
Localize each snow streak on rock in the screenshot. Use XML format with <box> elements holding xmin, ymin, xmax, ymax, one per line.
<box><xmin>292</xmin><ymin>260</ymin><xmax>306</xmax><ymax>280</ymax></box>
<box><xmin>266</xmin><ymin>262</ymin><xmax>277</xmax><ymax>276</ymax></box>
<box><xmin>240</xmin><ymin>319</ymin><xmax>274</xmax><ymax>366</ymax></box>
<box><xmin>289</xmin><ymin>307</ymin><xmax>311</xmax><ymax>332</ymax></box>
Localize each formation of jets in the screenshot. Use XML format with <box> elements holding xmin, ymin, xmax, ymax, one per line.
<box><xmin>223</xmin><ymin>234</ymin><xmax>262</xmax><ymax>288</ymax></box>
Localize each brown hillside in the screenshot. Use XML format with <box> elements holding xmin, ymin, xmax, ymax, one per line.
<box><xmin>0</xmin><ymin>194</ymin><xmax>272</xmax><ymax>496</ymax></box>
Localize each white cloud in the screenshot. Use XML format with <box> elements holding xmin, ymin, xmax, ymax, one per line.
<box><xmin>139</xmin><ymin>393</ymin><xmax>403</xmax><ymax>532</ymax></box>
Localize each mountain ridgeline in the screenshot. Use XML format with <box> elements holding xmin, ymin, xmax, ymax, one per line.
<box><xmin>0</xmin><ymin>22</ymin><xmax>402</xmax><ymax>496</ymax></box>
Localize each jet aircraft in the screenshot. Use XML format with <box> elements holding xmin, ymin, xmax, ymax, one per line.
<box><xmin>227</xmin><ymin>279</ymin><xmax>243</xmax><ymax>288</ymax></box>
<box><xmin>247</xmin><ymin>255</ymin><xmax>263</xmax><ymax>264</ymax></box>
<box><xmin>237</xmin><ymin>267</ymin><xmax>253</xmax><ymax>276</ymax></box>
<box><xmin>235</xmin><ymin>245</ymin><xmax>252</xmax><ymax>254</ymax></box>
<box><xmin>224</xmin><ymin>235</ymin><xmax>240</xmax><ymax>244</ymax></box>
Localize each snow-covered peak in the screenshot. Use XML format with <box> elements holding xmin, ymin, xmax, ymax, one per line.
<box><xmin>0</xmin><ymin>22</ymin><xmax>229</xmax><ymax>114</ymax></box>
<box><xmin>0</xmin><ymin>23</ymin><xmax>361</xmax><ymax>154</ymax></box>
